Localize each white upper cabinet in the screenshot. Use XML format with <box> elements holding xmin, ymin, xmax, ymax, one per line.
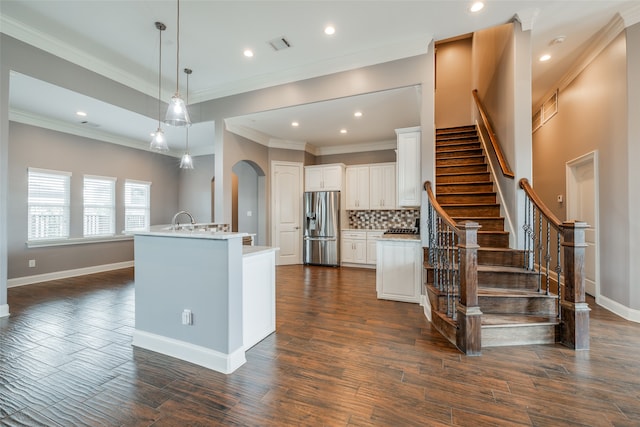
<box><xmin>369</xmin><ymin>163</ymin><xmax>396</xmax><ymax>210</ymax></box>
<box><xmin>396</xmin><ymin>127</ymin><xmax>421</xmax><ymax>207</ymax></box>
<box><xmin>345</xmin><ymin>166</ymin><xmax>370</xmax><ymax>209</ymax></box>
<box><xmin>304</xmin><ymin>164</ymin><xmax>344</xmax><ymax>191</ymax></box>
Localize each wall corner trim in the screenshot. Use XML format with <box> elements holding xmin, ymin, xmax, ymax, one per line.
<box><xmin>0</xmin><ymin>304</ymin><xmax>9</xmax><ymax>318</ymax></box>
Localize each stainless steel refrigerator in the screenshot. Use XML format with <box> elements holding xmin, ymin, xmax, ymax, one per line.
<box><xmin>303</xmin><ymin>191</ymin><xmax>340</xmax><ymax>266</ymax></box>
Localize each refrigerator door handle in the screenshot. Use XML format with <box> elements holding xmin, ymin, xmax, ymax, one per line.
<box><xmin>304</xmin><ymin>237</ymin><xmax>337</xmax><ymax>241</ymax></box>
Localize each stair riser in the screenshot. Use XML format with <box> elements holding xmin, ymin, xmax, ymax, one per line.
<box><xmin>442</xmin><ymin>205</ymin><xmax>500</xmax><ymax>217</ymax></box>
<box><xmin>437</xmin><ymin>157</ymin><xmax>485</xmax><ymax>166</ymax></box>
<box><xmin>438</xmin><ymin>194</ymin><xmax>496</xmax><ymax>204</ymax></box>
<box><xmin>437</xmin><ymin>183</ymin><xmax>494</xmax><ymax>193</ymax></box>
<box><xmin>437</xmin><ymin>164</ymin><xmax>488</xmax><ymax>174</ymax></box>
<box><xmin>482</xmin><ymin>324</ymin><xmax>557</xmax><ymax>347</ymax></box>
<box><xmin>453</xmin><ymin>218</ymin><xmax>504</xmax><ymax>231</ymax></box>
<box><xmin>436</xmin><ymin>142</ymin><xmax>481</xmax><ymax>152</ymax></box>
<box><xmin>477</xmin><ymin>233</ymin><xmax>510</xmax><ymax>248</ymax></box>
<box><xmin>436</xmin><ymin>126</ymin><xmax>476</xmax><ymax>134</ymax></box>
<box><xmin>436</xmin><ymin>149</ymin><xmax>484</xmax><ymax>158</ymax></box>
<box><xmin>436</xmin><ymin>173</ymin><xmax>490</xmax><ymax>183</ymax></box>
<box><xmin>478</xmin><ymin>271</ymin><xmax>539</xmax><ymax>290</ymax></box>
<box><xmin>479</xmin><ymin>296</ymin><xmax>557</xmax><ymax>315</ymax></box>
<box><xmin>478</xmin><ymin>250</ymin><xmax>525</xmax><ymax>267</ymax></box>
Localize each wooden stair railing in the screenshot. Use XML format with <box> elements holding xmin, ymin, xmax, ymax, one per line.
<box><xmin>472</xmin><ymin>89</ymin><xmax>515</xmax><ymax>179</ymax></box>
<box><xmin>519</xmin><ymin>178</ymin><xmax>590</xmax><ymax>350</ymax></box>
<box><xmin>424</xmin><ymin>181</ymin><xmax>482</xmax><ymax>355</ymax></box>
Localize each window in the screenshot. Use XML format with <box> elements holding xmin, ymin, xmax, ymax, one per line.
<box><xmin>28</xmin><ymin>168</ymin><xmax>71</xmax><ymax>240</ymax></box>
<box><xmin>83</xmin><ymin>175</ymin><xmax>116</xmax><ymax>237</ymax></box>
<box><xmin>124</xmin><ymin>180</ymin><xmax>151</xmax><ymax>231</ymax></box>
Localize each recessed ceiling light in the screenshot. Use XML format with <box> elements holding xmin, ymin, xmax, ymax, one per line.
<box><xmin>291</xmin><ymin>121</ymin><xmax>299</xmax><ymax>127</ymax></box>
<box><xmin>469</xmin><ymin>1</ymin><xmax>484</xmax><ymax>13</ymax></box>
<box><xmin>354</xmin><ymin>111</ymin><xmax>362</xmax><ymax>118</ymax></box>
<box><xmin>76</xmin><ymin>111</ymin><xmax>87</xmax><ymax>117</ymax></box>
<box><xmin>550</xmin><ymin>36</ymin><xmax>566</xmax><ymax>45</ymax></box>
<box><xmin>340</xmin><ymin>129</ymin><xmax>347</xmax><ymax>134</ymax></box>
<box><xmin>539</xmin><ymin>54</ymin><xmax>551</xmax><ymax>62</ymax></box>
<box><xmin>324</xmin><ymin>25</ymin><xmax>335</xmax><ymax>36</ymax></box>
<box><xmin>243</xmin><ymin>49</ymin><xmax>254</xmax><ymax>58</ymax></box>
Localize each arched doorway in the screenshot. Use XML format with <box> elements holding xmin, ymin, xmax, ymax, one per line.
<box><xmin>231</xmin><ymin>160</ymin><xmax>266</xmax><ymax>245</ymax></box>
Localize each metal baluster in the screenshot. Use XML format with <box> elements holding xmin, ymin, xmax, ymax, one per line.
<box><xmin>536</xmin><ymin>208</ymin><xmax>543</xmax><ymax>292</ymax></box>
<box><xmin>556</xmin><ymin>232</ymin><xmax>562</xmax><ymax>320</ymax></box>
<box><xmin>523</xmin><ymin>195</ymin><xmax>530</xmax><ymax>269</ymax></box>
<box><xmin>545</xmin><ymin>220</ymin><xmax>551</xmax><ymax>295</ymax></box>
<box><xmin>447</xmin><ymin>227</ymin><xmax>453</xmax><ymax>317</ymax></box>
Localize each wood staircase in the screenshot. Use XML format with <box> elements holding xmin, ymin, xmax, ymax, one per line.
<box><xmin>427</xmin><ymin>125</ymin><xmax>559</xmax><ymax>348</ymax></box>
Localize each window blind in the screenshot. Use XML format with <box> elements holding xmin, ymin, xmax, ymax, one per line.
<box><xmin>28</xmin><ymin>168</ymin><xmax>71</xmax><ymax>240</ymax></box>
<box><xmin>83</xmin><ymin>176</ymin><xmax>116</xmax><ymax>237</ymax></box>
<box><xmin>124</xmin><ymin>180</ymin><xmax>151</xmax><ymax>231</ymax></box>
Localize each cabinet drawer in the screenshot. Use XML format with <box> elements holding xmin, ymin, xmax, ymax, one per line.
<box><xmin>342</xmin><ymin>231</ymin><xmax>366</xmax><ymax>240</ymax></box>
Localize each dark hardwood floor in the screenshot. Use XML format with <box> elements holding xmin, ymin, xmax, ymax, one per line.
<box><xmin>1</xmin><ymin>266</ymin><xmax>639</xmax><ymax>426</ymax></box>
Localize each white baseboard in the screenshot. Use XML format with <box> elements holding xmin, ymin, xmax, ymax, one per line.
<box><xmin>420</xmin><ymin>294</ymin><xmax>432</xmax><ymax>322</ymax></box>
<box><xmin>597</xmin><ymin>295</ymin><xmax>640</xmax><ymax>323</ymax></box>
<box><xmin>0</xmin><ymin>304</ymin><xmax>9</xmax><ymax>318</ymax></box>
<box><xmin>7</xmin><ymin>261</ymin><xmax>134</xmax><ymax>288</ymax></box>
<box><xmin>132</xmin><ymin>329</ymin><xmax>246</xmax><ymax>375</ymax></box>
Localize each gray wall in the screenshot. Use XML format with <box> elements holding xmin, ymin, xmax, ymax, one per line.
<box><xmin>435</xmin><ymin>37</ymin><xmax>473</xmax><ymax>128</ymax></box>
<box><xmin>178</xmin><ymin>154</ymin><xmax>215</xmax><ymax>224</ymax></box>
<box><xmin>7</xmin><ymin>122</ymin><xmax>179</xmax><ymax>279</ymax></box>
<box><xmin>532</xmin><ymin>31</ymin><xmax>634</xmax><ymax>309</ymax></box>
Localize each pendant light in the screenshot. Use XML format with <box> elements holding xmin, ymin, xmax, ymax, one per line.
<box><xmin>180</xmin><ymin>68</ymin><xmax>194</xmax><ymax>169</ymax></box>
<box><xmin>150</xmin><ymin>22</ymin><xmax>169</xmax><ymax>151</ymax></box>
<box><xmin>165</xmin><ymin>0</ymin><xmax>191</xmax><ymax>127</ymax></box>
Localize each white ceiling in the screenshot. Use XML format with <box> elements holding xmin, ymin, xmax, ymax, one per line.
<box><xmin>2</xmin><ymin>0</ymin><xmax>639</xmax><ymax>156</ymax></box>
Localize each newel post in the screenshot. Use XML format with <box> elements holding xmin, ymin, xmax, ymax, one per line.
<box><xmin>456</xmin><ymin>221</ymin><xmax>482</xmax><ymax>356</ymax></box>
<box><xmin>560</xmin><ymin>221</ymin><xmax>590</xmax><ymax>350</ymax></box>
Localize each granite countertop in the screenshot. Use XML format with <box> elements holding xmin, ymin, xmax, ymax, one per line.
<box><xmin>380</xmin><ymin>234</ymin><xmax>421</xmax><ymax>242</ymax></box>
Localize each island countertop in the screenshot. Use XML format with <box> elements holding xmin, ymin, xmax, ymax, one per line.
<box><xmin>133</xmin><ymin>225</ymin><xmax>247</xmax><ymax>240</ymax></box>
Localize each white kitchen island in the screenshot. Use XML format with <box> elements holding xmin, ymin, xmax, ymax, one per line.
<box><xmin>132</xmin><ymin>227</ymin><xmax>277</xmax><ymax>374</ymax></box>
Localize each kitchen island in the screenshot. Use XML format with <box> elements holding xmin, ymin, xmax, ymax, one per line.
<box><xmin>132</xmin><ymin>226</ymin><xmax>277</xmax><ymax>374</ymax></box>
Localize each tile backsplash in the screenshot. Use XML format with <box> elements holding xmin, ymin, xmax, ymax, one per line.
<box><xmin>348</xmin><ymin>209</ymin><xmax>419</xmax><ymax>229</ymax></box>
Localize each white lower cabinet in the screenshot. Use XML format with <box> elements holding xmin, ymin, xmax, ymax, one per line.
<box><xmin>376</xmin><ymin>238</ymin><xmax>422</xmax><ymax>303</ymax></box>
<box><xmin>366</xmin><ymin>231</ymin><xmax>385</xmax><ymax>265</ymax></box>
<box><xmin>341</xmin><ymin>231</ymin><xmax>367</xmax><ymax>264</ymax></box>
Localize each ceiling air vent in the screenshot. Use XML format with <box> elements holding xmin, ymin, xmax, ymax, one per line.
<box><xmin>268</xmin><ymin>36</ymin><xmax>291</xmax><ymax>51</ymax></box>
<box><xmin>79</xmin><ymin>120</ymin><xmax>100</xmax><ymax>128</ymax></box>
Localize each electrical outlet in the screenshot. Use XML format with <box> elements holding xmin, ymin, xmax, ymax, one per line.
<box><xmin>247</xmin><ymin>211</ymin><xmax>252</xmax><ymax>217</ymax></box>
<box><xmin>181</xmin><ymin>309</ymin><xmax>193</xmax><ymax>325</ymax></box>
<box><xmin>28</xmin><ymin>259</ymin><xmax>36</xmax><ymax>268</ymax></box>
<box><xmin>557</xmin><ymin>194</ymin><xmax>563</xmax><ymax>203</ymax></box>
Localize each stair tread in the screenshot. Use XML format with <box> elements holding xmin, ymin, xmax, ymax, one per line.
<box><xmin>452</xmin><ymin>216</ymin><xmax>504</xmax><ymax>220</ymax></box>
<box><xmin>482</xmin><ymin>313</ymin><xmax>559</xmax><ymax>327</ymax></box>
<box><xmin>441</xmin><ymin>203</ymin><xmax>499</xmax><ymax>207</ymax></box>
<box><xmin>438</xmin><ymin>192</ymin><xmax>496</xmax><ymax>196</ymax></box>
<box><xmin>437</xmin><ymin>181</ymin><xmax>493</xmax><ymax>185</ymax></box>
<box><xmin>436</xmin><ymin>171</ymin><xmax>490</xmax><ymax>176</ymax></box>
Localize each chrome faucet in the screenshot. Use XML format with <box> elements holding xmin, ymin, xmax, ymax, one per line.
<box><xmin>171</xmin><ymin>211</ymin><xmax>196</xmax><ymax>229</ymax></box>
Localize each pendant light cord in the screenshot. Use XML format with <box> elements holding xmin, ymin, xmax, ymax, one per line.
<box><xmin>176</xmin><ymin>0</ymin><xmax>180</xmax><ymax>94</ymax></box>
<box><xmin>158</xmin><ymin>25</ymin><xmax>162</xmax><ymax>127</ymax></box>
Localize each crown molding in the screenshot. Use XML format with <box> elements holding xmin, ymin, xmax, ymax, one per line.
<box><xmin>9</xmin><ymin>108</ymin><xmax>182</xmax><ymax>158</ymax></box>
<box><xmin>1</xmin><ymin>14</ymin><xmax>157</xmax><ymax>98</ymax></box>
<box><xmin>514</xmin><ymin>8</ymin><xmax>540</xmax><ymax>32</ymax></box>
<box><xmin>534</xmin><ymin>14</ymin><xmax>625</xmax><ymax>110</ymax></box>
<box><xmin>268</xmin><ymin>138</ymin><xmax>310</xmax><ymax>152</ymax></box>
<box><xmin>619</xmin><ymin>4</ymin><xmax>640</xmax><ymax>27</ymax></box>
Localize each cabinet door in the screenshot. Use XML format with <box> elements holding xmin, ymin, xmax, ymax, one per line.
<box><xmin>370</xmin><ymin>164</ymin><xmax>396</xmax><ymax>209</ymax></box>
<box><xmin>366</xmin><ymin>231</ymin><xmax>385</xmax><ymax>264</ymax></box>
<box><xmin>376</xmin><ymin>240</ymin><xmax>421</xmax><ymax>302</ymax></box>
<box><xmin>397</xmin><ymin>131</ymin><xmax>421</xmax><ymax>207</ymax></box>
<box><xmin>321</xmin><ymin>165</ymin><xmax>343</xmax><ymax>191</ymax></box>
<box><xmin>353</xmin><ymin>240</ymin><xmax>367</xmax><ymax>263</ymax></box>
<box><xmin>341</xmin><ymin>238</ymin><xmax>354</xmax><ymax>263</ymax></box>
<box><xmin>346</xmin><ymin>166</ymin><xmax>369</xmax><ymax>209</ymax></box>
<box><xmin>305</xmin><ymin>167</ymin><xmax>324</xmax><ymax>191</ymax></box>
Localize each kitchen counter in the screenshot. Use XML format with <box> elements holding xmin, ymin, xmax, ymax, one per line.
<box><xmin>380</xmin><ymin>233</ymin><xmax>420</xmax><ymax>241</ymax></box>
<box><xmin>132</xmin><ymin>229</ymin><xmax>277</xmax><ymax>374</ymax></box>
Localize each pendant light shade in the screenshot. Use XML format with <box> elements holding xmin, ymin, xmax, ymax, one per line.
<box><xmin>165</xmin><ymin>0</ymin><xmax>191</xmax><ymax>127</ymax></box>
<box><xmin>180</xmin><ymin>68</ymin><xmax>194</xmax><ymax>169</ymax></box>
<box><xmin>150</xmin><ymin>21</ymin><xmax>169</xmax><ymax>151</ymax></box>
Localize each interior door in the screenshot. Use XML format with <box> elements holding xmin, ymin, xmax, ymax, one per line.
<box><xmin>567</xmin><ymin>152</ymin><xmax>598</xmax><ymax>297</ymax></box>
<box><xmin>272</xmin><ymin>161</ymin><xmax>303</xmax><ymax>265</ymax></box>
